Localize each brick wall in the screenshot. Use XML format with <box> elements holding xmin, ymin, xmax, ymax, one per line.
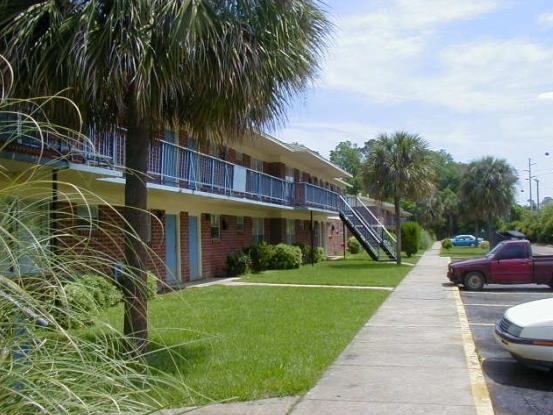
<box><xmin>57</xmin><ymin>203</ymin><xmax>166</xmax><ymax>280</ymax></box>
<box><xmin>326</xmin><ymin>218</ymin><xmax>346</xmax><ymax>256</ymax></box>
<box><xmin>200</xmin><ymin>214</ymin><xmax>253</xmax><ymax>277</ymax></box>
<box><xmin>296</xmin><ymin>219</ymin><xmax>312</xmax><ymax>245</ymax></box>
<box><xmin>179</xmin><ymin>212</ymin><xmax>190</xmax><ymax>281</ymax></box>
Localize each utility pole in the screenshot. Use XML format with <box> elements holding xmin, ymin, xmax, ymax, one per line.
<box><xmin>526</xmin><ymin>158</ymin><xmax>537</xmax><ymax>209</ymax></box>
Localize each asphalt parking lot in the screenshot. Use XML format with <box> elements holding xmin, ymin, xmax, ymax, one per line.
<box><xmin>460</xmin><ymin>285</ymin><xmax>553</xmax><ymax>415</ymax></box>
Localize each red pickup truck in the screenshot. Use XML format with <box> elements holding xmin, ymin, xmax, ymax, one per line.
<box><xmin>447</xmin><ymin>239</ymin><xmax>553</xmax><ymax>290</ymax></box>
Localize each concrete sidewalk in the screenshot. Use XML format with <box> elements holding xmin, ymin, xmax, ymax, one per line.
<box><xmin>165</xmin><ymin>242</ymin><xmax>494</xmax><ymax>415</ymax></box>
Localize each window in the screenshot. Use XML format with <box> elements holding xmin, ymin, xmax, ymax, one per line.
<box><xmin>286</xmin><ymin>219</ymin><xmax>296</xmax><ymax>244</ymax></box>
<box><xmin>251</xmin><ymin>158</ymin><xmax>264</xmax><ymax>173</ymax></box>
<box><xmin>235</xmin><ymin>151</ymin><xmax>243</xmax><ymax>164</ymax></box>
<box><xmin>252</xmin><ymin>217</ymin><xmax>264</xmax><ymax>243</ymax></box>
<box><xmin>210</xmin><ymin>214</ymin><xmax>221</xmax><ymax>240</ymax></box>
<box><xmin>236</xmin><ymin>216</ymin><xmax>245</xmax><ymax>232</ymax></box>
<box><xmin>285</xmin><ymin>166</ymin><xmax>295</xmax><ymax>182</ymax></box>
<box><xmin>500</xmin><ymin>244</ymin><xmax>526</xmax><ymax>260</ymax></box>
<box><xmin>77</xmin><ymin>205</ymin><xmax>99</xmax><ymax>230</ymax></box>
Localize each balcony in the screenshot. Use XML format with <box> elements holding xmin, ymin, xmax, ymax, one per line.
<box><xmin>0</xmin><ymin>124</ymin><xmax>344</xmax><ymax>213</ymax></box>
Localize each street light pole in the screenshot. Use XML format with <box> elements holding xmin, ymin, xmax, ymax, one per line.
<box><xmin>535</xmin><ymin>178</ymin><xmax>540</xmax><ymax>213</ymax></box>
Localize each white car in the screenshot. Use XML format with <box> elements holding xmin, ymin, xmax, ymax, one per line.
<box><xmin>494</xmin><ymin>298</ymin><xmax>553</xmax><ymax>371</ymax></box>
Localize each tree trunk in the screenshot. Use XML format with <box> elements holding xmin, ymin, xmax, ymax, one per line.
<box><xmin>121</xmin><ymin>102</ymin><xmax>150</xmax><ymax>355</ymax></box>
<box><xmin>394</xmin><ymin>196</ymin><xmax>402</xmax><ymax>265</ymax></box>
<box><xmin>487</xmin><ymin>213</ymin><xmax>493</xmax><ymax>243</ymax></box>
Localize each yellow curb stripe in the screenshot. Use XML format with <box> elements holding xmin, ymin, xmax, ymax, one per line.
<box><xmin>453</xmin><ymin>287</ymin><xmax>495</xmax><ymax>415</ymax></box>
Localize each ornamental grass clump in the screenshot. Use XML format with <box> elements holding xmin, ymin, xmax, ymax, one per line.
<box><xmin>0</xmin><ymin>69</ymin><xmax>182</xmax><ymax>414</ymax></box>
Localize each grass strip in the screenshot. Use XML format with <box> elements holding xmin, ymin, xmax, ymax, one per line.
<box><xmin>95</xmin><ymin>253</ymin><xmax>418</xmax><ymax>407</ymax></box>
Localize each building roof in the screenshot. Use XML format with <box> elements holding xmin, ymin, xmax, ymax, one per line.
<box><xmin>232</xmin><ymin>132</ymin><xmax>352</xmax><ymax>187</ymax></box>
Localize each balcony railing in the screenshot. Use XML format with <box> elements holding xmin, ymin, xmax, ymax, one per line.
<box><xmin>299</xmin><ymin>182</ymin><xmax>343</xmax><ymax>211</ymax></box>
<box><xmin>1</xmin><ymin>125</ymin><xmax>342</xmax><ymax>212</ymax></box>
<box><xmin>149</xmin><ymin>139</ymin><xmax>295</xmax><ymax>206</ymax></box>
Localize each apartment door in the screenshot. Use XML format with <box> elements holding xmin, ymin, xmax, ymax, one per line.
<box><xmin>188</xmin><ymin>215</ymin><xmax>201</xmax><ymax>280</ymax></box>
<box><xmin>165</xmin><ymin>214</ymin><xmax>179</xmax><ymax>285</ymax></box>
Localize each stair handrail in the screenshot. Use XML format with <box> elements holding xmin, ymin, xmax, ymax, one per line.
<box><xmin>342</xmin><ymin>195</ymin><xmax>397</xmax><ymax>260</ymax></box>
<box><xmin>339</xmin><ymin>195</ymin><xmax>381</xmax><ymax>243</ymax></box>
<box><xmin>352</xmin><ymin>196</ymin><xmax>397</xmax><ymax>246</ymax></box>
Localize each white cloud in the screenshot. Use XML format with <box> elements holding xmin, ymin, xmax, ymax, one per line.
<box><xmin>395</xmin><ymin>0</ymin><xmax>505</xmax><ymax>28</ymax></box>
<box><xmin>538</xmin><ymin>12</ymin><xmax>553</xmax><ymax>27</ymax></box>
<box><xmin>538</xmin><ymin>91</ymin><xmax>553</xmax><ymax>101</ymax></box>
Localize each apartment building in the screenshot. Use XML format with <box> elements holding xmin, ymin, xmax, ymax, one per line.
<box><xmin>0</xmin><ymin>125</ymin><xmax>399</xmax><ymax>284</ymax></box>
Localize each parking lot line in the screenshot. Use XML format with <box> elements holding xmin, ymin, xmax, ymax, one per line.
<box><xmin>453</xmin><ymin>287</ymin><xmax>495</xmax><ymax>415</ymax></box>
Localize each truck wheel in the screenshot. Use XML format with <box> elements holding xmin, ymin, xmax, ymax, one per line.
<box><xmin>464</xmin><ymin>272</ymin><xmax>484</xmax><ymax>291</ymax></box>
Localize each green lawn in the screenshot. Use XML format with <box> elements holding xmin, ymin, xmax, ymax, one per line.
<box><xmin>95</xmin><ymin>254</ymin><xmax>416</xmax><ymax>408</ymax></box>
<box><xmin>242</xmin><ymin>252</ymin><xmax>419</xmax><ymax>287</ymax></box>
<box><xmin>440</xmin><ymin>245</ymin><xmax>489</xmax><ymax>259</ymax></box>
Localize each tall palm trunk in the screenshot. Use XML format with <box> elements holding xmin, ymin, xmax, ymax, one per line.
<box><xmin>394</xmin><ymin>196</ymin><xmax>402</xmax><ymax>265</ymax></box>
<box><xmin>122</xmin><ymin>98</ymin><xmax>150</xmax><ymax>354</ymax></box>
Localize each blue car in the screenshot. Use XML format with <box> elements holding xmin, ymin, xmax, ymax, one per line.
<box><xmin>450</xmin><ymin>234</ymin><xmax>483</xmax><ymax>247</ymax></box>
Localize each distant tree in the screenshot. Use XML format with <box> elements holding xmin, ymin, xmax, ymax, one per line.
<box><xmin>432</xmin><ymin>150</ymin><xmax>462</xmax><ymax>192</ymax></box>
<box><xmin>361</xmin><ymin>131</ymin><xmax>435</xmax><ymax>264</ymax></box>
<box><xmin>460</xmin><ymin>156</ymin><xmax>517</xmax><ymax>240</ymax></box>
<box><xmin>440</xmin><ymin>188</ymin><xmax>460</xmax><ymax>237</ymax></box>
<box><xmin>414</xmin><ymin>192</ymin><xmax>444</xmax><ymax>230</ymax></box>
<box><xmin>330</xmin><ymin>141</ymin><xmax>364</xmax><ymax>194</ymax></box>
<box><xmin>542</xmin><ymin>196</ymin><xmax>553</xmax><ymax>207</ymax></box>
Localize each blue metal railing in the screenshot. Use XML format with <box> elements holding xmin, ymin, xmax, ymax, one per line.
<box><xmin>300</xmin><ymin>182</ymin><xmax>343</xmax><ymax>211</ymax></box>
<box><xmin>3</xmin><ymin>125</ymin><xmax>345</xmax><ymax>212</ymax></box>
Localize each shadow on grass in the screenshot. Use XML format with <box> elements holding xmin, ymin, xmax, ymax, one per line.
<box><xmin>325</xmin><ymin>262</ymin><xmax>402</xmax><ymax>271</ymax></box>
<box><xmin>147</xmin><ymin>340</ymin><xmax>212</xmax><ymax>376</ymax></box>
<box><xmin>74</xmin><ymin>329</ymin><xmax>213</xmax><ymax>378</ymax></box>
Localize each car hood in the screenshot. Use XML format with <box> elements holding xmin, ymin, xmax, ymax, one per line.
<box><xmin>450</xmin><ymin>257</ymin><xmax>488</xmax><ymax>268</ymax></box>
<box><xmin>505</xmin><ymin>298</ymin><xmax>553</xmax><ymax>327</ymax></box>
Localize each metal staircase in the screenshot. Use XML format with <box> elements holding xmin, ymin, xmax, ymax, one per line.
<box><xmin>339</xmin><ymin>196</ymin><xmax>397</xmax><ymax>261</ymax></box>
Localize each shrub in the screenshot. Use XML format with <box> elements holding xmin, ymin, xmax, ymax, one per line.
<box><xmin>53</xmin><ymin>274</ymin><xmax>127</xmax><ymax>328</ymax></box>
<box><xmin>480</xmin><ymin>240</ymin><xmax>490</xmax><ymax>250</ymax></box>
<box><xmin>313</xmin><ymin>247</ymin><xmax>325</xmax><ymax>263</ymax></box>
<box><xmin>419</xmin><ymin>229</ymin><xmax>435</xmax><ymax>250</ymax></box>
<box><xmin>226</xmin><ymin>252</ymin><xmax>252</xmax><ymax>277</ymax></box>
<box><xmin>293</xmin><ymin>242</ymin><xmax>311</xmax><ymax>264</ymax></box>
<box><xmin>79</xmin><ymin>274</ymin><xmax>122</xmax><ymax>308</ymax></box>
<box><xmin>442</xmin><ymin>239</ymin><xmax>453</xmax><ymax>250</ymax></box>
<box><xmin>146</xmin><ymin>271</ymin><xmax>159</xmax><ymax>300</ymax></box>
<box><xmin>247</xmin><ymin>241</ymin><xmax>275</xmax><ymax>272</ymax></box>
<box><xmin>401</xmin><ymin>222</ymin><xmax>421</xmax><ymax>257</ymax></box>
<box><xmin>294</xmin><ymin>242</ymin><xmax>325</xmax><ymax>264</ymax></box>
<box><xmin>347</xmin><ymin>236</ymin><xmax>361</xmax><ymax>254</ymax></box>
<box><xmin>55</xmin><ymin>282</ymin><xmax>100</xmax><ymax>329</ymax></box>
<box><xmin>269</xmin><ymin>244</ymin><xmax>302</xmax><ymax>269</ymax></box>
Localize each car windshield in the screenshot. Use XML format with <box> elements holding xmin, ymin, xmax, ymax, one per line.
<box><xmin>485</xmin><ymin>242</ymin><xmax>506</xmax><ymax>258</ymax></box>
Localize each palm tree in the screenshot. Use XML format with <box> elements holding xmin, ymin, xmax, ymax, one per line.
<box><xmin>0</xmin><ymin>0</ymin><xmax>332</xmax><ymax>352</ymax></box>
<box><xmin>460</xmin><ymin>156</ymin><xmax>517</xmax><ymax>241</ymax></box>
<box><xmin>362</xmin><ymin>132</ymin><xmax>435</xmax><ymax>264</ymax></box>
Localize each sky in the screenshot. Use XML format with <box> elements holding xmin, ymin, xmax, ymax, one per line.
<box><xmin>274</xmin><ymin>0</ymin><xmax>553</xmax><ymax>206</ymax></box>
